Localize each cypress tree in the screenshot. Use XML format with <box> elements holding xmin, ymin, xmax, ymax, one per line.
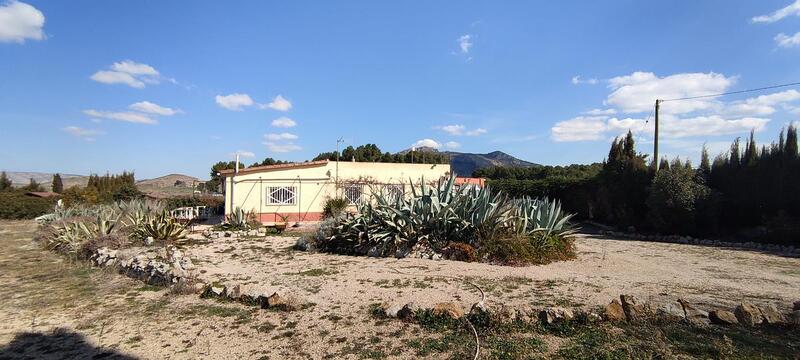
<box><xmin>699</xmin><ymin>145</ymin><xmax>711</xmax><ymax>174</ymax></box>
<box><xmin>23</xmin><ymin>178</ymin><xmax>43</xmax><ymax>192</ymax></box>
<box><xmin>0</xmin><ymin>171</ymin><xmax>11</xmax><ymax>191</ymax></box>
<box><xmin>729</xmin><ymin>138</ymin><xmax>741</xmax><ymax>166</ymax></box>
<box><xmin>52</xmin><ymin>173</ymin><xmax>63</xmax><ymax>193</ymax></box>
<box><xmin>786</xmin><ymin>125</ymin><xmax>798</xmax><ymax>158</ymax></box>
<box><xmin>743</xmin><ymin>130</ymin><xmax>757</xmax><ymax>166</ymax></box>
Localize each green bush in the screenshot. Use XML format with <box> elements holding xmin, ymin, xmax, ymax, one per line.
<box><xmin>322</xmin><ymin>197</ymin><xmax>348</xmax><ymax>218</ymax></box>
<box><xmin>163</xmin><ymin>195</ymin><xmax>224</xmax><ymax>213</ymax></box>
<box><xmin>0</xmin><ymin>191</ymin><xmax>57</xmax><ymax>219</ymax></box>
<box><xmin>646</xmin><ymin>159</ymin><xmax>711</xmax><ymax>235</ymax></box>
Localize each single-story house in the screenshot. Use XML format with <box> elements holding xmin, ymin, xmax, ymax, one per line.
<box><xmin>220</xmin><ymin>160</ymin><xmax>471</xmax><ymax>224</ymax></box>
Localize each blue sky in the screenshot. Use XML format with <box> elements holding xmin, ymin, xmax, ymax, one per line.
<box><xmin>2</xmin><ymin>1</ymin><xmax>800</xmax><ymax>179</ymax></box>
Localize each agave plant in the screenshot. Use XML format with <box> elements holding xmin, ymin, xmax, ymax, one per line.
<box><xmin>137</xmin><ymin>210</ymin><xmax>187</xmax><ymax>243</ymax></box>
<box><xmin>322</xmin><ymin>175</ymin><xmax>577</xmax><ymax>259</ymax></box>
<box><xmin>46</xmin><ymin>221</ymin><xmax>89</xmax><ymax>253</ymax></box>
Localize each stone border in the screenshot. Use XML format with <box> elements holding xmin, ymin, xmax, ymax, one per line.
<box><xmin>588</xmin><ymin>223</ymin><xmax>799</xmax><ymax>257</ymax></box>
<box><xmin>379</xmin><ymin>295</ymin><xmax>800</xmax><ymax>328</ymax></box>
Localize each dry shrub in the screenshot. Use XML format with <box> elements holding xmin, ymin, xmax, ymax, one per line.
<box><xmin>443</xmin><ymin>242</ymin><xmax>478</xmax><ymax>262</ymax></box>
<box><xmin>481</xmin><ymin>234</ymin><xmax>576</xmax><ymax>266</ymax></box>
<box><xmin>76</xmin><ymin>234</ymin><xmax>130</xmax><ymax>260</ymax></box>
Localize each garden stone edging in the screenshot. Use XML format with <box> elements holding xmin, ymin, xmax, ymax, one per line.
<box><xmin>90</xmin><ymin>246</ymin><xmax>195</xmax><ymax>287</ymax></box>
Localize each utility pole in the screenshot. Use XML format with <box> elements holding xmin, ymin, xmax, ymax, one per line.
<box><xmin>336</xmin><ymin>137</ymin><xmax>343</xmax><ymax>195</ymax></box>
<box><xmin>230</xmin><ymin>153</ymin><xmax>240</xmax><ymax>213</ymax></box>
<box><xmin>654</xmin><ymin>99</ymin><xmax>662</xmax><ymax>171</ymax></box>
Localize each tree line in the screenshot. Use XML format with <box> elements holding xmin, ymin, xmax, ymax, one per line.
<box><xmin>479</xmin><ymin>126</ymin><xmax>800</xmax><ymax>245</ymax></box>
<box><xmin>205</xmin><ymin>145</ymin><xmax>449</xmax><ymax>193</ymax></box>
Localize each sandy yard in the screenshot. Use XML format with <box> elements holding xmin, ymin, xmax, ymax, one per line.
<box><xmin>1</xmin><ymin>220</ymin><xmax>798</xmax><ymax>359</ymax></box>
<box><xmin>189</xmin><ymin>230</ymin><xmax>799</xmax><ymax>313</ymax></box>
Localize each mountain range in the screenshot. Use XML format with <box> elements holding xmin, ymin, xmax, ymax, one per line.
<box><xmin>2</xmin><ymin>150</ymin><xmax>535</xmax><ymax>190</ymax></box>
<box><xmin>445</xmin><ymin>150</ymin><xmax>539</xmax><ymax>176</ymax></box>
<box><xmin>399</xmin><ymin>147</ymin><xmax>539</xmax><ymax>176</ymax></box>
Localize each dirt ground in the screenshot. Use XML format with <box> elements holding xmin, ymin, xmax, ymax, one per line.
<box><xmin>1</xmin><ymin>220</ymin><xmax>798</xmax><ymax>359</ymax></box>
<box><xmin>188</xmin><ymin>228</ymin><xmax>799</xmax><ymax>313</ymax></box>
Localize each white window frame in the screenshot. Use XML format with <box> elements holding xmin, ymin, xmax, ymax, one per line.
<box><xmin>383</xmin><ymin>184</ymin><xmax>404</xmax><ymax>199</ymax></box>
<box><xmin>344</xmin><ymin>184</ymin><xmax>364</xmax><ymax>205</ymax></box>
<box><xmin>267</xmin><ymin>186</ymin><xmax>296</xmax><ymax>205</ymax></box>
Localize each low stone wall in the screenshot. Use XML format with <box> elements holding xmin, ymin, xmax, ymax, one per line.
<box><xmin>379</xmin><ymin>295</ymin><xmax>800</xmax><ymax>328</ymax></box>
<box><xmin>89</xmin><ymin>246</ymin><xmax>197</xmax><ymax>287</ymax></box>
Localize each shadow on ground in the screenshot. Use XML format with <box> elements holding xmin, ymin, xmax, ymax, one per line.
<box><xmin>0</xmin><ymin>328</ymin><xmax>137</xmax><ymax>360</ymax></box>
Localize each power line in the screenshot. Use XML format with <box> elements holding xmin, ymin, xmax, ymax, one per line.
<box><xmin>661</xmin><ymin>81</ymin><xmax>800</xmax><ymax>102</ymax></box>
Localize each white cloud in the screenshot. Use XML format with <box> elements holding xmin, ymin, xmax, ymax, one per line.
<box><xmin>571</xmin><ymin>76</ymin><xmax>598</xmax><ymax>85</ymax></box>
<box><xmin>457</xmin><ymin>34</ymin><xmax>472</xmax><ymax>54</ymax></box>
<box><xmin>411</xmin><ymin>139</ymin><xmax>441</xmax><ymax>149</ymax></box>
<box><xmin>584</xmin><ymin>108</ymin><xmax>617</xmax><ymax>116</ymax></box>
<box><xmin>434</xmin><ymin>124</ymin><xmax>487</xmax><ymax>136</ymax></box>
<box><xmin>215</xmin><ymin>93</ymin><xmax>254</xmax><ymax>111</ymax></box>
<box><xmin>271</xmin><ymin>117</ymin><xmax>297</xmax><ymax>128</ymax></box>
<box><xmin>111</xmin><ymin>60</ymin><xmax>158</xmax><ymax>76</ymax></box>
<box><xmin>553</xmin><ymin>70</ymin><xmax>781</xmax><ymax>144</ymax></box>
<box><xmin>606</xmin><ymin>117</ymin><xmax>649</xmax><ymax>134</ymax></box>
<box><xmin>90</xmin><ymin>71</ymin><xmax>145</xmax><ymax>88</ymax></box>
<box><xmin>128</xmin><ymin>101</ymin><xmax>180</xmax><ymax>116</ymax></box>
<box><xmin>90</xmin><ymin>60</ymin><xmax>161</xmax><ymax>88</ymax></box>
<box><xmin>775</xmin><ymin>32</ymin><xmax>800</xmax><ymax>48</ymax></box>
<box><xmin>660</xmin><ymin>115</ymin><xmax>769</xmax><ymax>138</ymax></box>
<box><xmin>0</xmin><ymin>1</ymin><xmax>45</xmax><ymax>43</ymax></box>
<box><xmin>263</xmin><ymin>95</ymin><xmax>292</xmax><ymax>112</ymax></box>
<box><xmin>264</xmin><ymin>142</ymin><xmax>302</xmax><ymax>153</ymax></box>
<box><xmin>264</xmin><ymin>132</ymin><xmax>298</xmax><ymax>141</ymax></box>
<box><xmin>63</xmin><ymin>126</ymin><xmax>104</xmax><ymax>141</ymax></box>
<box><xmin>83</xmin><ymin>109</ymin><xmax>157</xmax><ymax>125</ymax></box>
<box><xmin>723</xmin><ymin>89</ymin><xmax>800</xmax><ymax>116</ymax></box>
<box><xmin>232</xmin><ymin>150</ymin><xmax>255</xmax><ymax>158</ymax></box>
<box><xmin>551</xmin><ymin>116</ymin><xmax>608</xmax><ymax>142</ymax></box>
<box><xmin>752</xmin><ymin>0</ymin><xmax>800</xmax><ymax>23</ymax></box>
<box><xmin>607</xmin><ymin>71</ymin><xmax>735</xmax><ymax>114</ymax></box>
<box><xmin>444</xmin><ymin>141</ymin><xmax>461</xmax><ymax>149</ymax></box>
<box><xmin>551</xmin><ymin>114</ymin><xmax>768</xmax><ymax>142</ymax></box>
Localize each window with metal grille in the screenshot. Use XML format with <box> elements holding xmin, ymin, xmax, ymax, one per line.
<box><xmin>344</xmin><ymin>184</ymin><xmax>364</xmax><ymax>204</ymax></box>
<box><xmin>267</xmin><ymin>186</ymin><xmax>296</xmax><ymax>205</ymax></box>
<box><xmin>384</xmin><ymin>184</ymin><xmax>404</xmax><ymax>199</ymax></box>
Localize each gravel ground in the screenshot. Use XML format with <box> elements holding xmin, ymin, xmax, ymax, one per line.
<box><xmin>1</xmin><ymin>220</ymin><xmax>797</xmax><ymax>359</ymax></box>
<box><xmin>189</xmin><ymin>231</ymin><xmax>799</xmax><ymax>314</ymax></box>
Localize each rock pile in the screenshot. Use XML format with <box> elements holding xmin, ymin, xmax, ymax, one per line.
<box><xmin>202</xmin><ymin>228</ymin><xmax>269</xmax><ymax>239</ymax></box>
<box><xmin>90</xmin><ymin>246</ymin><xmax>195</xmax><ymax>286</ymax></box>
<box><xmin>201</xmin><ymin>283</ymin><xmax>305</xmax><ymax>311</ymax></box>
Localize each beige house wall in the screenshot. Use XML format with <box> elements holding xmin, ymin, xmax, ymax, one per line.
<box><xmin>223</xmin><ymin>161</ymin><xmax>450</xmax><ymax>224</ymax></box>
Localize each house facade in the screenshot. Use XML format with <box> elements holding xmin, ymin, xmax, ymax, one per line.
<box><xmin>220</xmin><ymin>160</ymin><xmax>452</xmax><ymax>224</ymax></box>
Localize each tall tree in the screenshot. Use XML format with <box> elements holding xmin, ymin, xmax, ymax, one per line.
<box><xmin>786</xmin><ymin>125</ymin><xmax>798</xmax><ymax>158</ymax></box>
<box><xmin>0</xmin><ymin>171</ymin><xmax>11</xmax><ymax>191</ymax></box>
<box><xmin>22</xmin><ymin>178</ymin><xmax>43</xmax><ymax>192</ymax></box>
<box><xmin>51</xmin><ymin>173</ymin><xmax>63</xmax><ymax>193</ymax></box>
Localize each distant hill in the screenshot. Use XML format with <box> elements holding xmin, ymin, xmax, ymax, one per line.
<box><xmin>2</xmin><ymin>172</ymin><xmax>88</xmax><ymax>189</ymax></box>
<box><xmin>136</xmin><ymin>174</ymin><xmax>200</xmax><ymax>188</ymax></box>
<box><xmin>396</xmin><ymin>148</ymin><xmax>539</xmax><ymax>176</ymax></box>
<box><xmin>445</xmin><ymin>151</ymin><xmax>539</xmax><ymax>176</ymax></box>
